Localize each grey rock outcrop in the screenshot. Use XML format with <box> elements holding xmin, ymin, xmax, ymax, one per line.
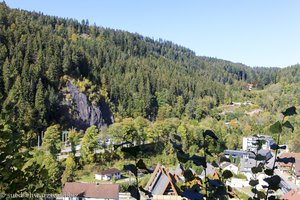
<box><xmin>60</xmin><ymin>81</ymin><xmax>113</xmax><ymax>130</ymax></box>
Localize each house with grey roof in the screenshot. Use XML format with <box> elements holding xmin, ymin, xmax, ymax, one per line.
<box><xmin>225</xmin><ymin>149</ymin><xmax>272</xmax><ymax>161</ymax></box>
<box><xmin>144</xmin><ymin>164</ymin><xmax>181</xmax><ymax>196</ymax></box>
<box><xmin>144</xmin><ymin>164</ymin><xmax>203</xmax><ymax>199</ymax></box>
<box><xmin>224</xmin><ymin>150</ymin><xmax>249</xmax><ymax>159</ymax></box>
<box><xmin>240</xmin><ymin>157</ymin><xmax>257</xmax><ymax>173</ymax></box>
<box><xmin>199</xmin><ymin>163</ymin><xmax>219</xmax><ymax>179</ymax></box>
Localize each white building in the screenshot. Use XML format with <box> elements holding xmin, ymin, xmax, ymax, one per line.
<box><xmin>220</xmin><ymin>162</ymin><xmax>239</xmax><ymax>175</ymax></box>
<box><xmin>95</xmin><ymin>168</ymin><xmax>121</xmax><ymax>181</ymax></box>
<box><xmin>242</xmin><ymin>135</ymin><xmax>275</xmax><ymax>151</ymax></box>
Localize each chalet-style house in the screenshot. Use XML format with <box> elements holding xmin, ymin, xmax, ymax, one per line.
<box><xmin>144</xmin><ymin>163</ymin><xmax>203</xmax><ymax>199</ymax></box>
<box><xmin>61</xmin><ymin>182</ymin><xmax>119</xmax><ymax>200</ymax></box>
<box><xmin>144</xmin><ymin>164</ymin><xmax>182</xmax><ymax>197</ymax></box>
<box><xmin>199</xmin><ymin>163</ymin><xmax>219</xmax><ymax>180</ymax></box>
<box><xmin>95</xmin><ymin>168</ymin><xmax>121</xmax><ymax>181</ymax></box>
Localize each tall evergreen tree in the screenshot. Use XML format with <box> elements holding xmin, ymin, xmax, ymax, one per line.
<box><xmin>42</xmin><ymin>125</ymin><xmax>61</xmax><ymax>155</ymax></box>
<box><xmin>80</xmin><ymin>125</ymin><xmax>98</xmax><ymax>164</ymax></box>
<box><xmin>61</xmin><ymin>154</ymin><xmax>76</xmax><ymax>185</ymax></box>
<box><xmin>2</xmin><ymin>58</ymin><xmax>11</xmax><ymax>94</ymax></box>
<box><xmin>35</xmin><ymin>79</ymin><xmax>47</xmax><ymax>129</ymax></box>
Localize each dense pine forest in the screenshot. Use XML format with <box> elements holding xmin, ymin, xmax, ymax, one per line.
<box><xmin>1</xmin><ymin>2</ymin><xmax>300</xmax><ymax>196</ymax></box>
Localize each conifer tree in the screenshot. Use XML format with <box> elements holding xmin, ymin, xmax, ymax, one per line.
<box><xmin>61</xmin><ymin>154</ymin><xmax>76</xmax><ymax>185</ymax></box>
<box><xmin>2</xmin><ymin>58</ymin><xmax>11</xmax><ymax>94</ymax></box>
<box><xmin>35</xmin><ymin>79</ymin><xmax>47</xmax><ymax>128</ymax></box>
<box><xmin>80</xmin><ymin>125</ymin><xmax>98</xmax><ymax>164</ymax></box>
<box><xmin>42</xmin><ymin>125</ymin><xmax>61</xmax><ymax>155</ymax></box>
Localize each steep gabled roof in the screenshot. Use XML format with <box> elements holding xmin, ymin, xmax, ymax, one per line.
<box><xmin>200</xmin><ymin>163</ymin><xmax>219</xmax><ymax>179</ymax></box>
<box><xmin>144</xmin><ymin>163</ymin><xmax>179</xmax><ymax>196</ymax></box>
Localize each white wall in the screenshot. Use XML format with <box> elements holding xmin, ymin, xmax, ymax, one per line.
<box><xmin>95</xmin><ymin>173</ymin><xmax>121</xmax><ymax>181</ymax></box>
<box><xmin>242</xmin><ymin>137</ymin><xmax>248</xmax><ymax>151</ymax></box>
<box><xmin>226</xmin><ymin>178</ymin><xmax>249</xmax><ymax>188</ymax></box>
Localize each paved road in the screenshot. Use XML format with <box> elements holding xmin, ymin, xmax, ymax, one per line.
<box><xmin>57</xmin><ymin>148</ymin><xmax>104</xmax><ymax>160</ymax></box>
<box><xmin>60</xmin><ymin>145</ymin><xmax>81</xmax><ymax>153</ymax></box>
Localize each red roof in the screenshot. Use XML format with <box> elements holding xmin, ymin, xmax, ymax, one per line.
<box><xmin>62</xmin><ymin>182</ymin><xmax>119</xmax><ymax>199</ymax></box>
<box><xmin>279</xmin><ymin>153</ymin><xmax>300</xmax><ymax>168</ymax></box>
<box><xmin>281</xmin><ymin>189</ymin><xmax>300</xmax><ymax>200</ymax></box>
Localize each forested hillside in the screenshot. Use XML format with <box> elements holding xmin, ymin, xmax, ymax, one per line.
<box><xmin>1</xmin><ymin>2</ymin><xmax>300</xmax><ymax>196</ymax></box>
<box><xmin>0</xmin><ymin>3</ymin><xmax>281</xmax><ymax>132</ymax></box>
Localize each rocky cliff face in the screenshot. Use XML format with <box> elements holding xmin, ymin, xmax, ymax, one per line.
<box><xmin>60</xmin><ymin>81</ymin><xmax>113</xmax><ymax>130</ymax></box>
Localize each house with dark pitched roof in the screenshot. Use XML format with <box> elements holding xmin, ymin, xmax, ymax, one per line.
<box><xmin>199</xmin><ymin>163</ymin><xmax>219</xmax><ymax>180</ymax></box>
<box><xmin>144</xmin><ymin>164</ymin><xmax>181</xmax><ymax>196</ymax></box>
<box><xmin>61</xmin><ymin>182</ymin><xmax>119</xmax><ymax>200</ymax></box>
<box><xmin>224</xmin><ymin>149</ymin><xmax>272</xmax><ymax>161</ymax></box>
<box><xmin>95</xmin><ymin>168</ymin><xmax>121</xmax><ymax>181</ymax></box>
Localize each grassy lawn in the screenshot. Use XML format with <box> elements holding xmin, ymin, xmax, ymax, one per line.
<box><xmin>234</xmin><ymin>188</ymin><xmax>250</xmax><ymax>200</ymax></box>
<box><xmin>239</xmin><ymin>187</ymin><xmax>252</xmax><ymax>193</ymax></box>
<box><xmin>76</xmin><ymin>174</ymin><xmax>106</xmax><ymax>183</ymax></box>
<box><xmin>77</xmin><ymin>173</ymin><xmax>135</xmax><ymax>183</ymax></box>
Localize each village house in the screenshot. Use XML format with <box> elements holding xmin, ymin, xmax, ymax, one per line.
<box><xmin>278</xmin><ymin>153</ymin><xmax>300</xmax><ymax>173</ymax></box>
<box><xmin>278</xmin><ymin>152</ymin><xmax>300</xmax><ymax>185</ymax></box>
<box><xmin>227</xmin><ymin>178</ymin><xmax>249</xmax><ymax>188</ymax></box>
<box><xmin>224</xmin><ymin>150</ymin><xmax>249</xmax><ymax>159</ymax></box>
<box><xmin>95</xmin><ymin>168</ymin><xmax>121</xmax><ymax>181</ymax></box>
<box><xmin>144</xmin><ymin>163</ymin><xmax>201</xmax><ymax>199</ymax></box>
<box><xmin>199</xmin><ymin>163</ymin><xmax>220</xmax><ymax>180</ymax></box>
<box><xmin>220</xmin><ymin>162</ymin><xmax>238</xmax><ymax>175</ymax></box>
<box><xmin>242</xmin><ymin>135</ymin><xmax>275</xmax><ymax>151</ymax></box>
<box><xmin>144</xmin><ymin>164</ymin><xmax>181</xmax><ymax>197</ymax></box>
<box><xmin>240</xmin><ymin>157</ymin><xmax>256</xmax><ymax>174</ymax></box>
<box><xmin>224</xmin><ymin>149</ymin><xmax>272</xmax><ymax>161</ymax></box>
<box><xmin>61</xmin><ymin>182</ymin><xmax>119</xmax><ymax>200</ymax></box>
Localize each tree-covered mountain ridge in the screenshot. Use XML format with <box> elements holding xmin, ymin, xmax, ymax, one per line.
<box><xmin>3</xmin><ymin>3</ymin><xmax>300</xmax><ymax>197</ymax></box>
<box><xmin>0</xmin><ymin>2</ymin><xmax>300</xmax><ymax>134</ymax></box>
